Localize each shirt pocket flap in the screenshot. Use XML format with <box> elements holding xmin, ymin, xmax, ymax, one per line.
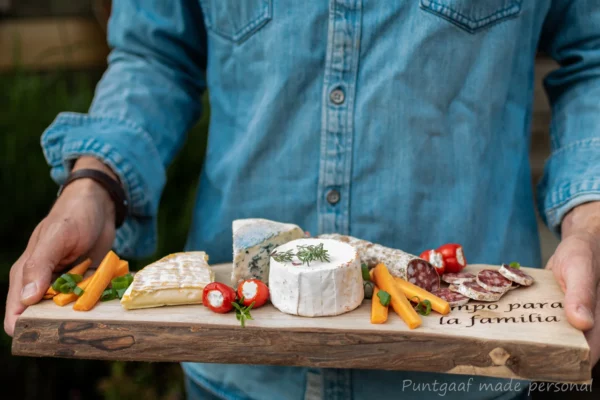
<box><xmin>420</xmin><ymin>0</ymin><xmax>522</xmax><ymax>33</ymax></box>
<box><xmin>199</xmin><ymin>0</ymin><xmax>272</xmax><ymax>43</ymax></box>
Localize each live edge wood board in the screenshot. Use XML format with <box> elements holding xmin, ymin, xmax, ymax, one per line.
<box><xmin>12</xmin><ymin>263</ymin><xmax>591</xmax><ymax>383</ymax></box>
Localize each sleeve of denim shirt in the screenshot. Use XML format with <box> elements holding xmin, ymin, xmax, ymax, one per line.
<box><xmin>536</xmin><ymin>0</ymin><xmax>600</xmax><ymax>237</ymax></box>
<box><xmin>40</xmin><ymin>1</ymin><xmax>207</xmax><ymax>258</ymax></box>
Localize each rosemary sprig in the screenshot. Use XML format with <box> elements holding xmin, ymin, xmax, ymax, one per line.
<box><xmin>270</xmin><ymin>243</ymin><xmax>330</xmax><ymax>266</ymax></box>
<box><xmin>296</xmin><ymin>243</ymin><xmax>330</xmax><ymax>266</ymax></box>
<box><xmin>271</xmin><ymin>249</ymin><xmax>294</xmax><ymax>263</ymax></box>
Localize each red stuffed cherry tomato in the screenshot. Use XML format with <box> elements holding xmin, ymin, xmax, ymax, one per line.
<box><xmin>202</xmin><ymin>282</ymin><xmax>236</xmax><ymax>313</ymax></box>
<box><xmin>419</xmin><ymin>249</ymin><xmax>446</xmax><ymax>276</ymax></box>
<box><xmin>437</xmin><ymin>243</ymin><xmax>467</xmax><ymax>274</ymax></box>
<box><xmin>237</xmin><ymin>279</ymin><xmax>270</xmax><ymax>308</ymax></box>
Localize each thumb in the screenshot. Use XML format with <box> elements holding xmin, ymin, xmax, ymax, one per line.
<box><xmin>20</xmin><ymin>220</ymin><xmax>76</xmax><ymax>305</ymax></box>
<box><xmin>554</xmin><ymin>250</ymin><xmax>597</xmax><ymax>332</ymax></box>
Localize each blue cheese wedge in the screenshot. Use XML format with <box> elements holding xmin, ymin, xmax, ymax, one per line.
<box><xmin>269</xmin><ymin>238</ymin><xmax>364</xmax><ymax>317</ymax></box>
<box><xmin>231</xmin><ymin>218</ymin><xmax>304</xmax><ymax>287</ymax></box>
<box><xmin>120</xmin><ymin>252</ymin><xmax>214</xmax><ymax>310</ymax></box>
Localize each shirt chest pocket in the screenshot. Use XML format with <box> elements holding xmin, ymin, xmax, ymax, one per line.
<box><xmin>420</xmin><ymin>0</ymin><xmax>522</xmax><ymax>33</ymax></box>
<box><xmin>198</xmin><ymin>0</ymin><xmax>272</xmax><ymax>43</ymax></box>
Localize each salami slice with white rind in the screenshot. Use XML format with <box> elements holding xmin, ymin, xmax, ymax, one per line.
<box><xmin>476</xmin><ymin>269</ymin><xmax>512</xmax><ymax>293</ymax></box>
<box><xmin>319</xmin><ymin>234</ymin><xmax>440</xmax><ymax>291</ymax></box>
<box><xmin>431</xmin><ymin>288</ymin><xmax>470</xmax><ymax>306</ymax></box>
<box><xmin>441</xmin><ymin>272</ymin><xmax>476</xmax><ymax>285</ymax></box>
<box><xmin>448</xmin><ymin>284</ymin><xmax>460</xmax><ymax>293</ymax></box>
<box><xmin>498</xmin><ymin>264</ymin><xmax>534</xmax><ymax>286</ymax></box>
<box><xmin>457</xmin><ymin>281</ymin><xmax>503</xmax><ymax>302</ymax></box>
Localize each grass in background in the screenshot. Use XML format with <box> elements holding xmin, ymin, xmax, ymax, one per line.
<box><xmin>0</xmin><ymin>69</ymin><xmax>211</xmax><ymax>399</ymax></box>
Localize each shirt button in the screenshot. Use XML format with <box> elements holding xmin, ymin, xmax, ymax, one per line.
<box><xmin>326</xmin><ymin>189</ymin><xmax>340</xmax><ymax>205</ymax></box>
<box><xmin>329</xmin><ymin>88</ymin><xmax>345</xmax><ymax>105</ymax></box>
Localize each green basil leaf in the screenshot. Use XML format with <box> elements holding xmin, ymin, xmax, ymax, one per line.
<box><xmin>377</xmin><ymin>290</ymin><xmax>391</xmax><ymax>307</ymax></box>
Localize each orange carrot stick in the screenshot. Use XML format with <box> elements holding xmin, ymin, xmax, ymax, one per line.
<box><xmin>73</xmin><ymin>251</ymin><xmax>120</xmax><ymax>311</ymax></box>
<box><xmin>394</xmin><ymin>277</ymin><xmax>450</xmax><ymax>315</ymax></box>
<box><xmin>372</xmin><ymin>263</ymin><xmax>421</xmax><ymax>329</ymax></box>
<box><xmin>116</xmin><ymin>260</ymin><xmax>129</xmax><ymax>277</ymax></box>
<box><xmin>53</xmin><ymin>259</ymin><xmax>130</xmax><ymax>307</ymax></box>
<box><xmin>45</xmin><ymin>258</ymin><xmax>92</xmax><ymax>298</ymax></box>
<box><xmin>371</xmin><ymin>286</ymin><xmax>389</xmax><ymax>324</ymax></box>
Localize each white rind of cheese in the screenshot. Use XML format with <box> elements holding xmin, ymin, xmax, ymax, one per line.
<box><xmin>231</xmin><ymin>218</ymin><xmax>304</xmax><ymax>287</ymax></box>
<box><xmin>269</xmin><ymin>238</ymin><xmax>364</xmax><ymax>317</ymax></box>
<box><xmin>120</xmin><ymin>251</ymin><xmax>215</xmax><ymax>310</ymax></box>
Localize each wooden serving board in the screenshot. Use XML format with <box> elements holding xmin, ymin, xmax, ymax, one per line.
<box><xmin>12</xmin><ymin>263</ymin><xmax>591</xmax><ymax>383</ymax></box>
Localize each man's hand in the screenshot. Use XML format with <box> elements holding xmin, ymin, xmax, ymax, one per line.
<box><xmin>4</xmin><ymin>157</ymin><xmax>118</xmax><ymax>337</ymax></box>
<box><xmin>546</xmin><ymin>201</ymin><xmax>600</xmax><ymax>366</ymax></box>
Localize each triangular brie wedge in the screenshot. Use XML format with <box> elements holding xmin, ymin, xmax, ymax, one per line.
<box><xmin>120</xmin><ymin>251</ymin><xmax>215</xmax><ymax>310</ymax></box>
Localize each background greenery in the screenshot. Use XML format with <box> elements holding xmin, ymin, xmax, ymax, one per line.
<box><xmin>1</xmin><ymin>68</ymin><xmax>211</xmax><ymax>399</ymax></box>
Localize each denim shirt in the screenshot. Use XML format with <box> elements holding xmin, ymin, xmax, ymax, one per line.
<box><xmin>41</xmin><ymin>1</ymin><xmax>600</xmax><ymax>399</ymax></box>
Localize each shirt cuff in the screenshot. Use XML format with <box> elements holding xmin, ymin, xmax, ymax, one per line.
<box><xmin>41</xmin><ymin>111</ymin><xmax>166</xmax><ymax>258</ymax></box>
<box><xmin>536</xmin><ymin>138</ymin><xmax>600</xmax><ymax>237</ymax></box>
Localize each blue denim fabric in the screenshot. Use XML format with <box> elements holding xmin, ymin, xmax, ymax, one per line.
<box><xmin>39</xmin><ymin>1</ymin><xmax>600</xmax><ymax>399</ymax></box>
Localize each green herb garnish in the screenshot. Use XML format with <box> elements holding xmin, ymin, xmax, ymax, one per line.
<box><xmin>100</xmin><ymin>274</ymin><xmax>134</xmax><ymax>302</ymax></box>
<box><xmin>73</xmin><ymin>286</ymin><xmax>85</xmax><ymax>296</ymax></box>
<box><xmin>509</xmin><ymin>262</ymin><xmax>521</xmax><ymax>269</ymax></box>
<box><xmin>101</xmin><ymin>288</ymin><xmax>118</xmax><ymax>302</ymax></box>
<box><xmin>361</xmin><ymin>263</ymin><xmax>371</xmax><ymax>281</ymax></box>
<box><xmin>411</xmin><ymin>296</ymin><xmax>432</xmax><ymax>316</ymax></box>
<box><xmin>271</xmin><ymin>249</ymin><xmax>294</xmax><ymax>263</ymax></box>
<box><xmin>51</xmin><ymin>273</ymin><xmax>84</xmax><ymax>294</ymax></box>
<box><xmin>232</xmin><ymin>297</ymin><xmax>254</xmax><ymax>328</ymax></box>
<box><xmin>377</xmin><ymin>290</ymin><xmax>391</xmax><ymax>307</ymax></box>
<box><xmin>271</xmin><ymin>243</ymin><xmax>330</xmax><ymax>266</ymax></box>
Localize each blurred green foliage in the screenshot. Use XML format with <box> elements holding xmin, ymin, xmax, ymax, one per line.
<box><xmin>0</xmin><ymin>69</ymin><xmax>210</xmax><ymax>399</ymax></box>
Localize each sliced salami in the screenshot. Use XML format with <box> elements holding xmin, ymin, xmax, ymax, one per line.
<box><xmin>319</xmin><ymin>234</ymin><xmax>440</xmax><ymax>291</ymax></box>
<box><xmin>476</xmin><ymin>269</ymin><xmax>512</xmax><ymax>293</ymax></box>
<box><xmin>431</xmin><ymin>287</ymin><xmax>470</xmax><ymax>306</ymax></box>
<box><xmin>441</xmin><ymin>272</ymin><xmax>476</xmax><ymax>285</ymax></box>
<box><xmin>448</xmin><ymin>284</ymin><xmax>460</xmax><ymax>293</ymax></box>
<box><xmin>498</xmin><ymin>264</ymin><xmax>534</xmax><ymax>286</ymax></box>
<box><xmin>457</xmin><ymin>281</ymin><xmax>503</xmax><ymax>302</ymax></box>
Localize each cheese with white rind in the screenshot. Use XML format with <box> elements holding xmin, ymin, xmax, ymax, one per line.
<box><xmin>231</xmin><ymin>218</ymin><xmax>304</xmax><ymax>287</ymax></box>
<box><xmin>120</xmin><ymin>252</ymin><xmax>215</xmax><ymax>310</ymax></box>
<box><xmin>269</xmin><ymin>238</ymin><xmax>364</xmax><ymax>317</ymax></box>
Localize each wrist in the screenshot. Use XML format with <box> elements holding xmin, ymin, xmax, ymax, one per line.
<box><xmin>58</xmin><ymin>156</ymin><xmax>127</xmax><ymax>228</ymax></box>
<box><xmin>60</xmin><ymin>178</ymin><xmax>116</xmax><ymax>220</ymax></box>
<box><xmin>72</xmin><ymin>156</ymin><xmax>120</xmax><ymax>183</ymax></box>
<box><xmin>561</xmin><ymin>201</ymin><xmax>600</xmax><ymax>238</ymax></box>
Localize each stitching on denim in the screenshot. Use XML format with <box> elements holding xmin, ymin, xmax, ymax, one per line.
<box><xmin>44</xmin><ymin>112</ymin><xmax>163</xmax><ymax>167</ymax></box>
<box><xmin>543</xmin><ymin>181</ymin><xmax>600</xmax><ymax>214</ymax></box>
<box><xmin>548</xmin><ymin>138</ymin><xmax>600</xmax><ymax>157</ymax></box>
<box><xmin>200</xmin><ymin>0</ymin><xmax>272</xmax><ymax>43</ymax></box>
<box><xmin>421</xmin><ymin>0</ymin><xmax>521</xmax><ymax>33</ymax></box>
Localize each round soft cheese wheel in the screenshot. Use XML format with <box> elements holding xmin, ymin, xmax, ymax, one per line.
<box><xmin>269</xmin><ymin>238</ymin><xmax>364</xmax><ymax>317</ymax></box>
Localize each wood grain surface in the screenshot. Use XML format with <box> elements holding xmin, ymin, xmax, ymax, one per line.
<box><xmin>12</xmin><ymin>263</ymin><xmax>591</xmax><ymax>383</ymax></box>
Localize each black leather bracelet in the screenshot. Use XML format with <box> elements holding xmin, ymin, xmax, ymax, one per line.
<box><xmin>57</xmin><ymin>168</ymin><xmax>129</xmax><ymax>229</ymax></box>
